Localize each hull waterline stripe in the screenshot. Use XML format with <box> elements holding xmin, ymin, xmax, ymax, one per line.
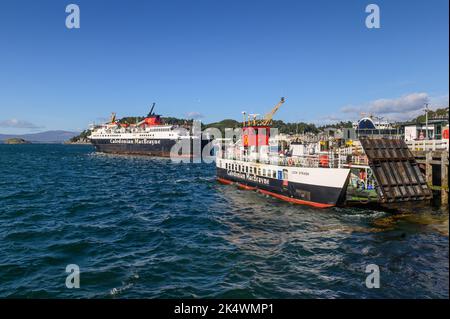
<box><xmin>217</xmin><ymin>177</ymin><xmax>233</xmax><ymax>185</ymax></box>
<box><xmin>216</xmin><ymin>177</ymin><xmax>335</xmax><ymax>208</ymax></box>
<box><xmin>237</xmin><ymin>183</ymin><xmax>257</xmax><ymax>190</ymax></box>
<box><xmin>257</xmin><ymin>189</ymin><xmax>334</xmax><ymax>208</ymax></box>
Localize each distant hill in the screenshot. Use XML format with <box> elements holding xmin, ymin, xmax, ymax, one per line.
<box><xmin>204</xmin><ymin>119</ymin><xmax>241</xmax><ymax>134</ymax></box>
<box><xmin>0</xmin><ymin>130</ymin><xmax>79</xmax><ymax>143</ymax></box>
<box><xmin>4</xmin><ymin>138</ymin><xmax>31</xmax><ymax>144</ymax></box>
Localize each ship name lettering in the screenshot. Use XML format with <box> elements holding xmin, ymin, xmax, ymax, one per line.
<box><xmin>110</xmin><ymin>139</ymin><xmax>161</xmax><ymax>145</ymax></box>
<box><xmin>226</xmin><ymin>170</ymin><xmax>269</xmax><ymax>185</ymax></box>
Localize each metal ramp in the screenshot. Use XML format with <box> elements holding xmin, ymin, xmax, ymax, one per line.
<box><xmin>359</xmin><ymin>138</ymin><xmax>433</xmax><ymax>203</ymax></box>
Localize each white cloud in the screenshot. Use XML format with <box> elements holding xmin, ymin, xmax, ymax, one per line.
<box><xmin>368</xmin><ymin>92</ymin><xmax>429</xmax><ymax>114</ymax></box>
<box><xmin>185</xmin><ymin>111</ymin><xmax>204</xmax><ymax>119</ymax></box>
<box><xmin>0</xmin><ymin>119</ymin><xmax>43</xmax><ymax>129</ymax></box>
<box><xmin>429</xmin><ymin>94</ymin><xmax>449</xmax><ymax>109</ymax></box>
<box><xmin>337</xmin><ymin>92</ymin><xmax>449</xmax><ymax>122</ymax></box>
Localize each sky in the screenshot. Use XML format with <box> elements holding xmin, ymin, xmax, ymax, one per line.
<box><xmin>0</xmin><ymin>0</ymin><xmax>448</xmax><ymax>134</ymax></box>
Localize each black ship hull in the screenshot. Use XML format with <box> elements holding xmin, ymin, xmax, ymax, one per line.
<box><xmin>216</xmin><ymin>167</ymin><xmax>348</xmax><ymax>208</ymax></box>
<box><xmin>91</xmin><ymin>138</ymin><xmax>211</xmax><ymax>158</ymax></box>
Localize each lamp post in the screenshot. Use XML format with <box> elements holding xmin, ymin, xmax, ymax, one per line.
<box><xmin>241</xmin><ymin>111</ymin><xmax>247</xmax><ymax>127</ymax></box>
<box><xmin>424</xmin><ymin>103</ymin><xmax>430</xmax><ymax>140</ymax></box>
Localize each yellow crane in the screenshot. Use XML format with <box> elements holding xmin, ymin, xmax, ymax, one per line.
<box><xmin>260</xmin><ymin>97</ymin><xmax>285</xmax><ymax>126</ymax></box>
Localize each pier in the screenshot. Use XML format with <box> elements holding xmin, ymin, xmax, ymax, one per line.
<box><xmin>403</xmin><ymin>138</ymin><xmax>449</xmax><ymax>206</ymax></box>
<box><xmin>413</xmin><ymin>150</ymin><xmax>449</xmax><ymax>205</ymax></box>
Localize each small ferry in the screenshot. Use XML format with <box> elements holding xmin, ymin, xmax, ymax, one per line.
<box><xmin>215</xmin><ymin>98</ymin><xmax>352</xmax><ymax>208</ymax></box>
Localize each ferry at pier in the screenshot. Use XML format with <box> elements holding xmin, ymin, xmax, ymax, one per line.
<box><xmin>89</xmin><ymin>104</ymin><xmax>209</xmax><ymax>157</ymax></box>
<box><xmin>215</xmin><ymin>98</ymin><xmax>352</xmax><ymax>208</ymax></box>
<box><xmin>216</xmin><ymin>98</ymin><xmax>433</xmax><ymax>208</ymax></box>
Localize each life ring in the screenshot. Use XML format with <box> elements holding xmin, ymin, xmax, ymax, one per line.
<box><xmin>288</xmin><ymin>158</ymin><xmax>294</xmax><ymax>166</ymax></box>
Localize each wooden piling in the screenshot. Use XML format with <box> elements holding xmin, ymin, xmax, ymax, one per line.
<box><xmin>441</xmin><ymin>151</ymin><xmax>448</xmax><ymax>205</ymax></box>
<box><xmin>426</xmin><ymin>151</ymin><xmax>433</xmax><ymax>188</ymax></box>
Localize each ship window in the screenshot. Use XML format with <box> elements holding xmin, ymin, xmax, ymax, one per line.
<box><xmin>258</xmin><ymin>168</ymin><xmax>261</xmax><ymax>176</ymax></box>
<box><xmin>273</xmin><ymin>171</ymin><xmax>277</xmax><ymax>178</ymax></box>
<box><xmin>267</xmin><ymin>169</ymin><xmax>271</xmax><ymax>177</ymax></box>
<box><xmin>263</xmin><ymin>169</ymin><xmax>266</xmax><ymax>176</ymax></box>
<box><xmin>246</xmin><ymin>166</ymin><xmax>249</xmax><ymax>173</ymax></box>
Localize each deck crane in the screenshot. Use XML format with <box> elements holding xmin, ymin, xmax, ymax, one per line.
<box><xmin>241</xmin><ymin>98</ymin><xmax>285</xmax><ymax>148</ymax></box>
<box><xmin>248</xmin><ymin>113</ymin><xmax>260</xmax><ymax>126</ymax></box>
<box><xmin>260</xmin><ymin>97</ymin><xmax>285</xmax><ymax>126</ymax></box>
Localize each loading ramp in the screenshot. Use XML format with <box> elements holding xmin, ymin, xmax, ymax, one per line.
<box><xmin>359</xmin><ymin>138</ymin><xmax>433</xmax><ymax>203</ymax></box>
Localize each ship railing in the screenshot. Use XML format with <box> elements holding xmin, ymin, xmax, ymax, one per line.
<box><xmin>222</xmin><ymin>152</ymin><xmax>360</xmax><ymax>169</ymax></box>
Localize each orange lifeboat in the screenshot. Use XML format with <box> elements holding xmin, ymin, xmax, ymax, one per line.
<box><xmin>319</xmin><ymin>155</ymin><xmax>329</xmax><ymax>167</ymax></box>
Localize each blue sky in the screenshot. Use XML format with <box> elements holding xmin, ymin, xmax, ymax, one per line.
<box><xmin>0</xmin><ymin>0</ymin><xmax>448</xmax><ymax>133</ymax></box>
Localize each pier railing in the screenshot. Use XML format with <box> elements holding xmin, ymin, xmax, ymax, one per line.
<box><xmin>406</xmin><ymin>139</ymin><xmax>449</xmax><ymax>151</ymax></box>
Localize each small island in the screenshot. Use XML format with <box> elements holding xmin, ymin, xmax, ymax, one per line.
<box><xmin>4</xmin><ymin>138</ymin><xmax>31</xmax><ymax>144</ymax></box>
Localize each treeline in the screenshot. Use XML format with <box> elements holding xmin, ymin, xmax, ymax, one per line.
<box><xmin>69</xmin><ymin>129</ymin><xmax>91</xmax><ymax>143</ymax></box>
<box><xmin>68</xmin><ymin>107</ymin><xmax>449</xmax><ymax>143</ymax></box>
<box><xmin>318</xmin><ymin>121</ymin><xmax>353</xmax><ymax>129</ymax></box>
<box><xmin>411</xmin><ymin>107</ymin><xmax>449</xmax><ymax>123</ymax></box>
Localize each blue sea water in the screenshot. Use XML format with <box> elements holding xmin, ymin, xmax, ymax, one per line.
<box><xmin>0</xmin><ymin>144</ymin><xmax>448</xmax><ymax>298</ymax></box>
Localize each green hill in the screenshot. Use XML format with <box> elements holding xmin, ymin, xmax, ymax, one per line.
<box><xmin>203</xmin><ymin>119</ymin><xmax>241</xmax><ymax>134</ymax></box>
<box><xmin>412</xmin><ymin>107</ymin><xmax>449</xmax><ymax>123</ymax></box>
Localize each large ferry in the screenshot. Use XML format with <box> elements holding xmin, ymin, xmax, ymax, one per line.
<box><xmin>89</xmin><ymin>104</ymin><xmax>209</xmax><ymax>157</ymax></box>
